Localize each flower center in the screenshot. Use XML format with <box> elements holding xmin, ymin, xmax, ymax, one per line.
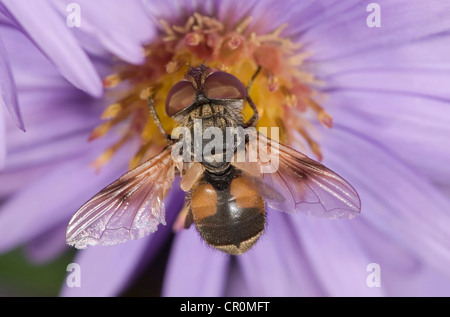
<box><xmin>90</xmin><ymin>13</ymin><xmax>332</xmax><ymax>170</ymax></box>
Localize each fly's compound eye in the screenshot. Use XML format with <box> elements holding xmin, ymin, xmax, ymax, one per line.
<box><xmin>204</xmin><ymin>71</ymin><xmax>246</xmax><ymax>100</ymax></box>
<box><xmin>165</xmin><ymin>80</ymin><xmax>197</xmax><ymax>117</ymax></box>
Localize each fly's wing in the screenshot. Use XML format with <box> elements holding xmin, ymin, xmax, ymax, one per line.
<box><xmin>232</xmin><ymin>131</ymin><xmax>361</xmax><ymax>219</ymax></box>
<box><xmin>66</xmin><ymin>145</ymin><xmax>176</xmax><ymax>249</ymax></box>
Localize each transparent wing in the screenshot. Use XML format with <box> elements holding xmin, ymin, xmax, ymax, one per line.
<box><xmin>233</xmin><ymin>131</ymin><xmax>361</xmax><ymax>219</ymax></box>
<box><xmin>66</xmin><ymin>145</ymin><xmax>176</xmax><ymax>249</ymax></box>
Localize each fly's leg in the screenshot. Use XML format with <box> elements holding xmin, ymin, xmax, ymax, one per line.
<box><xmin>243</xmin><ymin>96</ymin><xmax>259</xmax><ymax>128</ymax></box>
<box><xmin>243</xmin><ymin>66</ymin><xmax>261</xmax><ymax>128</ymax></box>
<box><xmin>148</xmin><ymin>98</ymin><xmax>173</xmax><ymax>143</ymax></box>
<box><xmin>246</xmin><ymin>65</ymin><xmax>261</xmax><ymax>92</ymax></box>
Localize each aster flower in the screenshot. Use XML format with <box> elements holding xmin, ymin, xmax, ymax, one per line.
<box><xmin>1</xmin><ymin>0</ymin><xmax>450</xmax><ymax>297</ymax></box>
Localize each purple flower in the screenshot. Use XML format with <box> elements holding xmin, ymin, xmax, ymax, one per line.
<box><xmin>1</xmin><ymin>0</ymin><xmax>450</xmax><ymax>297</ymax></box>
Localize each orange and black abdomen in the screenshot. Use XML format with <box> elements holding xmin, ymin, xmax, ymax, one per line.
<box><xmin>190</xmin><ymin>169</ymin><xmax>266</xmax><ymax>255</ymax></box>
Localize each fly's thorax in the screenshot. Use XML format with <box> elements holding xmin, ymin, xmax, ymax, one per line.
<box><xmin>177</xmin><ymin>100</ymin><xmax>245</xmax><ymax>129</ymax></box>
<box><xmin>189</xmin><ymin>167</ymin><xmax>266</xmax><ymax>255</ymax></box>
<box><xmin>173</xmin><ymin>101</ymin><xmax>245</xmax><ymax>171</ymax></box>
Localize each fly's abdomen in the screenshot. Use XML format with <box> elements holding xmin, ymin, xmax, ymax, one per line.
<box><xmin>190</xmin><ymin>174</ymin><xmax>266</xmax><ymax>255</ymax></box>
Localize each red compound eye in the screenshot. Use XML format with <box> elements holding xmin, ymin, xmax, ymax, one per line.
<box><xmin>165</xmin><ymin>80</ymin><xmax>197</xmax><ymax>117</ymax></box>
<box><xmin>204</xmin><ymin>71</ymin><xmax>246</xmax><ymax>100</ymax></box>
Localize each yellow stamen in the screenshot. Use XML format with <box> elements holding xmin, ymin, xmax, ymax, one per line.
<box><xmin>172</xmin><ymin>16</ymin><xmax>195</xmax><ymax>34</ymax></box>
<box><xmin>281</xmin><ymin>86</ymin><xmax>298</xmax><ymax>107</ymax></box>
<box><xmin>305</xmin><ymin>97</ymin><xmax>333</xmax><ymax>128</ymax></box>
<box><xmin>144</xmin><ymin>47</ymin><xmax>152</xmax><ymax>57</ymax></box>
<box><xmin>160</xmin><ymin>19</ymin><xmax>177</xmax><ymax>41</ymax></box>
<box><xmin>139</xmin><ymin>87</ymin><xmax>154</xmax><ymax>100</ymax></box>
<box><xmin>89</xmin><ymin>122</ymin><xmax>113</xmax><ymax>141</ymax></box>
<box><xmin>166</xmin><ymin>60</ymin><xmax>181</xmax><ymax>73</ymax></box>
<box><xmin>193</xmin><ymin>13</ymin><xmax>204</xmax><ymax>29</ymax></box>
<box><xmin>185</xmin><ymin>32</ymin><xmax>203</xmax><ymax>46</ymax></box>
<box><xmin>292</xmin><ymin>69</ymin><xmax>319</xmax><ymax>84</ymax></box>
<box><xmin>91</xmin><ymin>134</ymin><xmax>131</xmax><ymax>171</ymax></box>
<box><xmin>101</xmin><ymin>103</ymin><xmax>123</xmax><ymax>119</ymax></box>
<box><xmin>173</xmin><ymin>202</ymin><xmax>190</xmax><ymax>232</ymax></box>
<box><xmin>129</xmin><ymin>141</ymin><xmax>151</xmax><ymax>170</ymax></box>
<box><xmin>288</xmin><ymin>52</ymin><xmax>312</xmax><ymax>66</ymax></box>
<box><xmin>102</xmin><ymin>74</ymin><xmax>122</xmax><ymax>88</ymax></box>
<box><xmin>296</xmin><ymin>125</ymin><xmax>323</xmax><ymax>161</ymax></box>
<box><xmin>235</xmin><ymin>16</ymin><xmax>253</xmax><ymax>34</ymax></box>
<box><xmin>193</xmin><ymin>13</ymin><xmax>224</xmax><ymax>33</ymax></box>
<box><xmin>267</xmin><ymin>75</ymin><xmax>279</xmax><ymax>92</ymax></box>
<box><xmin>226</xmin><ymin>35</ymin><xmax>242</xmax><ymax>50</ymax></box>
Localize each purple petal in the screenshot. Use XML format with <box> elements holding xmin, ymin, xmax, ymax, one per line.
<box><xmin>290</xmin><ymin>216</ymin><xmax>385</xmax><ymax>296</ymax></box>
<box><xmin>2</xmin><ymin>0</ymin><xmax>102</xmax><ymax>97</ymax></box>
<box><xmin>60</xmin><ymin>238</ymin><xmax>151</xmax><ymax>297</ymax></box>
<box><xmin>69</xmin><ymin>27</ymin><xmax>111</xmax><ymax>60</ymax></box>
<box><xmin>0</xmin><ymin>35</ymin><xmax>24</xmax><ymax>131</ymax></box>
<box><xmin>0</xmin><ymin>138</ymin><xmax>134</xmax><ymax>253</ymax></box>
<box><xmin>323</xmin><ymin>91</ymin><xmax>450</xmax><ymax>184</ymax></box>
<box><xmin>0</xmin><ymin>25</ymin><xmax>75</xmax><ymax>91</ymax></box>
<box><xmin>236</xmin><ymin>211</ymin><xmax>326</xmax><ymax>296</ymax></box>
<box><xmin>308</xmin><ymin>33</ymin><xmax>450</xmax><ymax>76</ymax></box>
<box><xmin>51</xmin><ymin>0</ymin><xmax>155</xmax><ymax>65</ymax></box>
<box><xmin>162</xmin><ymin>227</ymin><xmax>230</xmax><ymax>297</ymax></box>
<box><xmin>0</xmin><ymin>88</ymin><xmax>104</xmax><ymax>196</ymax></box>
<box><xmin>4</xmin><ymin>94</ymin><xmax>102</xmax><ymax>171</ymax></box>
<box><xmin>144</xmin><ymin>0</ymin><xmax>198</xmax><ymax>24</ymax></box>
<box><xmin>60</xmin><ymin>184</ymin><xmax>184</xmax><ymax>297</ymax></box>
<box><xmin>302</xmin><ymin>1</ymin><xmax>450</xmax><ymax>61</ymax></box>
<box><xmin>0</xmin><ymin>105</ymin><xmax>5</xmax><ymax>170</ymax></box>
<box><xmin>352</xmin><ymin>219</ymin><xmax>450</xmax><ymax>296</ymax></box>
<box><xmin>216</xmin><ymin>0</ymin><xmax>261</xmax><ymax>31</ymax></box>
<box><xmin>319</xmin><ymin>127</ymin><xmax>450</xmax><ymax>285</ymax></box>
<box><xmin>284</xmin><ymin>0</ymin><xmax>360</xmax><ymax>36</ymax></box>
<box><xmin>24</xmin><ymin>223</ymin><xmax>69</xmax><ymax>264</ymax></box>
<box><xmin>247</xmin><ymin>0</ymin><xmax>316</xmax><ymax>35</ymax></box>
<box><xmin>0</xmin><ymin>164</ymin><xmax>57</xmax><ymax>198</ymax></box>
<box><xmin>223</xmin><ymin>258</ymin><xmax>250</xmax><ymax>297</ymax></box>
<box><xmin>0</xmin><ymin>89</ymin><xmax>92</xmax><ymax>196</ymax></box>
<box><xmin>321</xmin><ymin>70</ymin><xmax>450</xmax><ymax>104</ymax></box>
